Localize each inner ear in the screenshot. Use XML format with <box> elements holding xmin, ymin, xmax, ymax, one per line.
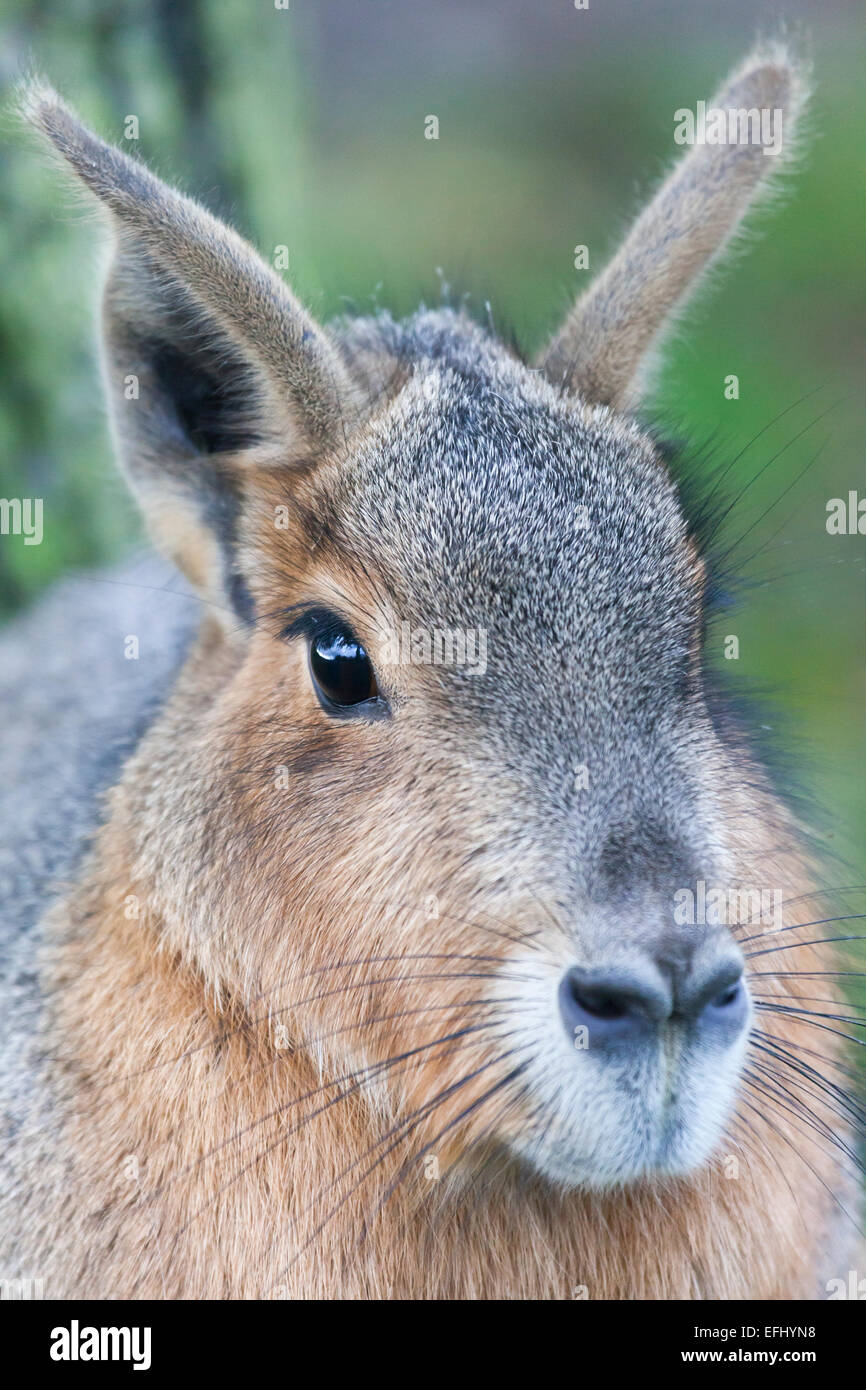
<box><xmin>101</xmin><ymin>247</ymin><xmax>282</xmax><ymax>626</ymax></box>
<box><xmin>107</xmin><ymin>244</ymin><xmax>277</xmax><ymax>462</ymax></box>
<box><xmin>149</xmin><ymin>334</ymin><xmax>263</xmax><ymax>457</ymax></box>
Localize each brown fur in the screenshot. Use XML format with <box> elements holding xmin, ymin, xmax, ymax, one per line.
<box><xmin>23</xmin><ymin>638</ymin><xmax>850</xmax><ymax>1297</ymax></box>
<box><xmin>6</xmin><ymin>52</ymin><xmax>861</xmax><ymax>1299</ymax></box>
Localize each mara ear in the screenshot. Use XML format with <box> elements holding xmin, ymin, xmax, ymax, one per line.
<box><xmin>21</xmin><ymin>81</ymin><xmax>362</xmax><ymax>626</ymax></box>
<box><xmin>535</xmin><ymin>45</ymin><xmax>809</xmax><ymax>410</ymax></box>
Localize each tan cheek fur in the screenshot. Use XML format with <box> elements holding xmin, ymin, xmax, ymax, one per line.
<box><xmin>13</xmin><ymin>597</ymin><xmax>855</xmax><ymax>1300</ymax></box>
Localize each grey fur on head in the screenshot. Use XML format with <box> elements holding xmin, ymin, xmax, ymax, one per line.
<box><xmin>7</xmin><ymin>42</ymin><xmax>809</xmax><ymax>943</ymax></box>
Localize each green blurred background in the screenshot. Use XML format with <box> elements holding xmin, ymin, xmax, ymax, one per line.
<box><xmin>0</xmin><ymin>0</ymin><xmax>863</xmax><ymax>895</ymax></box>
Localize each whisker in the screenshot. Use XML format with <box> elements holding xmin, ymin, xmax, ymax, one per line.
<box><xmin>711</xmin><ymin>395</ymin><xmax>846</xmax><ymax>536</ymax></box>
<box><xmin>104</xmin><ymin>965</ymin><xmax>521</xmax><ymax>1085</ymax></box>
<box><xmin>718</xmin><ymin>436</ymin><xmax>832</xmax><ymax>565</ymax></box>
<box><xmin>749</xmin><ymin>1024</ymin><xmax>864</xmax><ymax>1084</ymax></box>
<box><xmin>740</xmin><ymin>912</ymin><xmax>866</xmax><ymax>947</ymax></box>
<box><xmin>724</xmin><ymin>1111</ymin><xmax>811</xmax><ymax>1235</ymax></box>
<box><xmin>156</xmin><ymin>1007</ymin><xmax>514</xmax><ymax>1188</ymax></box>
<box><xmin>748</xmin><ymin>1040</ymin><xmax>866</xmax><ymax>1139</ymax></box>
<box><xmin>272</xmin><ymin>1053</ymin><xmax>527</xmax><ymax>1277</ymax></box>
<box><xmin>167</xmin><ymin>1024</ymin><xmax>512</xmax><ymax>1241</ymax></box>
<box><xmin>748</xmin><ymin>970</ymin><xmax>866</xmax><ymax>980</ymax></box>
<box><xmin>746</xmin><ymin>935</ymin><xmax>866</xmax><ymax>959</ymax></box>
<box><xmin>752</xmin><ymin>1003</ymin><xmax>866</xmax><ymax>1050</ymax></box>
<box><xmin>700</xmin><ymin>383</ymin><xmax>830</xmax><ymax>510</ymax></box>
<box><xmin>738</xmin><ymin>1083</ymin><xmax>864</xmax><ymax>1239</ymax></box>
<box><xmin>751</xmin><ymin>991</ymin><xmax>866</xmax><ymax>1018</ymax></box>
<box><xmin>743</xmin><ymin>1066</ymin><xmax>863</xmax><ymax>1171</ymax></box>
<box><xmin>739</xmin><ymin>1084</ymin><xmax>854</xmax><ymax>1198</ymax></box>
<box><xmin>754</xmin><ymin>1000</ymin><xmax>866</xmax><ymax>1030</ymax></box>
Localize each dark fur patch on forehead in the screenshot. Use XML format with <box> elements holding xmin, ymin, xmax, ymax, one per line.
<box><xmin>326</xmin><ymin>309</ymin><xmax>694</xmax><ymax>629</ymax></box>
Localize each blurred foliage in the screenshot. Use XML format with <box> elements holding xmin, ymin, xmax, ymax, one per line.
<box><xmin>0</xmin><ymin>0</ymin><xmax>863</xmax><ymax>922</ymax></box>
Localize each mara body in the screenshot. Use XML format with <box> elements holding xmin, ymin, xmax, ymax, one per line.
<box><xmin>0</xmin><ymin>50</ymin><xmax>861</xmax><ymax>1298</ymax></box>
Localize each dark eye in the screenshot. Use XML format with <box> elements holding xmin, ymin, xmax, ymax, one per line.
<box><xmin>309</xmin><ymin>624</ymin><xmax>379</xmax><ymax>711</ymax></box>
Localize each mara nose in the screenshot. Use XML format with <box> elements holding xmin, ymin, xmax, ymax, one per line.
<box><xmin>558</xmin><ymin>959</ymin><xmax>748</xmax><ymax>1050</ymax></box>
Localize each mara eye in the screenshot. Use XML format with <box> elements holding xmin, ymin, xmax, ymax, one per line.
<box><xmin>309</xmin><ymin>624</ymin><xmax>380</xmax><ymax>712</ymax></box>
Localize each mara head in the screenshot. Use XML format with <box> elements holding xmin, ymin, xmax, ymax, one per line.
<box><xmin>23</xmin><ymin>49</ymin><xmax>808</xmax><ymax>1195</ymax></box>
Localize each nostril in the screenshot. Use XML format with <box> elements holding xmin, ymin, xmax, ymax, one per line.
<box><xmin>585</xmin><ymin>997</ymin><xmax>628</xmax><ymax>1021</ymax></box>
<box><xmin>711</xmin><ymin>981</ymin><xmax>742</xmax><ymax>1010</ymax></box>
<box><xmin>567</xmin><ymin>978</ymin><xmax>629</xmax><ymax>1022</ymax></box>
<box><xmin>558</xmin><ymin>965</ymin><xmax>671</xmax><ymax>1049</ymax></box>
<box><xmin>692</xmin><ymin>969</ymin><xmax>750</xmax><ymax>1045</ymax></box>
